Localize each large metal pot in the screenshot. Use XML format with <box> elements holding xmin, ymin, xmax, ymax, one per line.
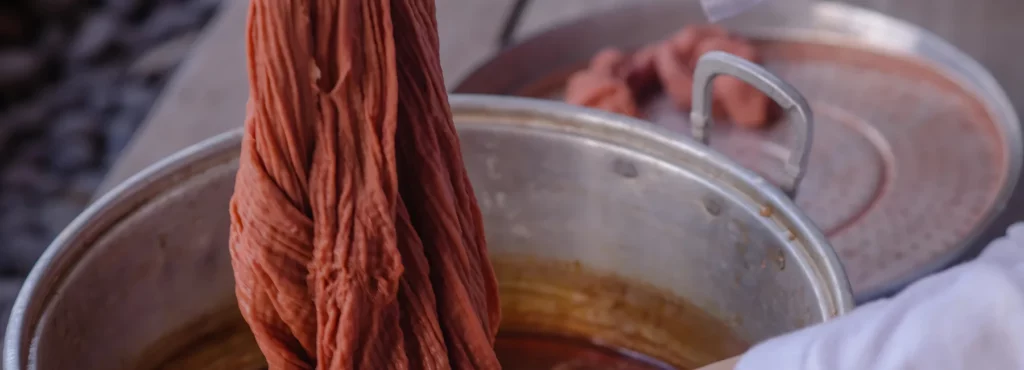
<box><xmin>458</xmin><ymin>1</ymin><xmax>1024</xmax><ymax>302</ymax></box>
<box><xmin>5</xmin><ymin>54</ymin><xmax>853</xmax><ymax>369</ymax></box>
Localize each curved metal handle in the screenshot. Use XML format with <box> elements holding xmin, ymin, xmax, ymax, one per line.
<box><xmin>689</xmin><ymin>51</ymin><xmax>813</xmax><ymax>197</ymax></box>
<box><xmin>497</xmin><ymin>0</ymin><xmax>533</xmax><ymax>49</ymax></box>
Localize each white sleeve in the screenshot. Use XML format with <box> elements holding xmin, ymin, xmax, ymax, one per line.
<box><xmin>735</xmin><ymin>223</ymin><xmax>1024</xmax><ymax>370</ymax></box>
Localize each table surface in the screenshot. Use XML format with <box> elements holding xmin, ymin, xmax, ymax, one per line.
<box><xmin>96</xmin><ymin>0</ymin><xmax>1024</xmax><ymax>254</ymax></box>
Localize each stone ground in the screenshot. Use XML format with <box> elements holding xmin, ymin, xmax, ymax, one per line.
<box><xmin>0</xmin><ymin>0</ymin><xmax>222</xmax><ymax>333</ymax></box>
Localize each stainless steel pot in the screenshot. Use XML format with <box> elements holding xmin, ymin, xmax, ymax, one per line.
<box><xmin>457</xmin><ymin>1</ymin><xmax>1023</xmax><ymax>302</ymax></box>
<box><xmin>5</xmin><ymin>54</ymin><xmax>853</xmax><ymax>369</ymax></box>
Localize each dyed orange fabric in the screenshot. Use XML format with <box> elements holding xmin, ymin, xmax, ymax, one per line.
<box><xmin>564</xmin><ymin>25</ymin><xmax>774</xmax><ymax>128</ymax></box>
<box><xmin>228</xmin><ymin>0</ymin><xmax>501</xmax><ymax>369</ymax></box>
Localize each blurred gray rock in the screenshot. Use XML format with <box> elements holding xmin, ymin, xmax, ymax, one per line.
<box><xmin>49</xmin><ymin>135</ymin><xmax>97</xmax><ymax>171</ymax></box>
<box><xmin>129</xmin><ymin>31</ymin><xmax>198</xmax><ymax>77</ymax></box>
<box><xmin>0</xmin><ymin>97</ymin><xmax>50</xmax><ymax>144</ymax></box>
<box><xmin>39</xmin><ymin>79</ymin><xmax>88</xmax><ymax>112</ymax></box>
<box><xmin>0</xmin><ymin>7</ymin><xmax>29</xmax><ymax>44</ymax></box>
<box><xmin>138</xmin><ymin>4</ymin><xmax>205</xmax><ymax>44</ymax></box>
<box><xmin>30</xmin><ymin>0</ymin><xmax>84</xmax><ymax>17</ymax></box>
<box><xmin>106</xmin><ymin>0</ymin><xmax>146</xmax><ymax>17</ymax></box>
<box><xmin>69</xmin><ymin>12</ymin><xmax>120</xmax><ymax>62</ymax></box>
<box><xmin>0</xmin><ymin>49</ymin><xmax>43</xmax><ymax>88</ymax></box>
<box><xmin>2</xmin><ymin>163</ymin><xmax>61</xmax><ymax>196</ymax></box>
<box><xmin>119</xmin><ymin>81</ymin><xmax>158</xmax><ymax>109</ymax></box>
<box><xmin>82</xmin><ymin>67</ymin><xmax>123</xmax><ymax>111</ymax></box>
<box><xmin>35</xmin><ymin>25</ymin><xmax>67</xmax><ymax>60</ymax></box>
<box><xmin>51</xmin><ymin>109</ymin><xmax>99</xmax><ymax>138</ymax></box>
<box><xmin>14</xmin><ymin>140</ymin><xmax>51</xmax><ymax>167</ymax></box>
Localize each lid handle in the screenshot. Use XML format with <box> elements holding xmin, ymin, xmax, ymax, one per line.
<box><xmin>690</xmin><ymin>51</ymin><xmax>813</xmax><ymax>197</ymax></box>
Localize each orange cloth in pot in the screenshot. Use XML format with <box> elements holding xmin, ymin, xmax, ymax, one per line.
<box><xmin>229</xmin><ymin>0</ymin><xmax>501</xmax><ymax>368</ymax></box>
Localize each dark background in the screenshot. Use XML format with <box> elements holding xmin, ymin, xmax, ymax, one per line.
<box><xmin>0</xmin><ymin>0</ymin><xmax>222</xmax><ymax>333</ymax></box>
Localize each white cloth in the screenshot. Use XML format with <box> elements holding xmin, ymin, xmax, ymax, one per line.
<box><xmin>736</xmin><ymin>223</ymin><xmax>1024</xmax><ymax>370</ymax></box>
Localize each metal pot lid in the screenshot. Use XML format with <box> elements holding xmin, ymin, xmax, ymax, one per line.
<box><xmin>455</xmin><ymin>1</ymin><xmax>1022</xmax><ymax>301</ymax></box>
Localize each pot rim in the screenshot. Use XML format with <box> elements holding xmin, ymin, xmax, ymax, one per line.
<box><xmin>3</xmin><ymin>94</ymin><xmax>855</xmax><ymax>369</ymax></box>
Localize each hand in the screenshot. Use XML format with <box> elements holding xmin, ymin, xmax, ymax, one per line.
<box><xmin>735</xmin><ymin>223</ymin><xmax>1024</xmax><ymax>370</ymax></box>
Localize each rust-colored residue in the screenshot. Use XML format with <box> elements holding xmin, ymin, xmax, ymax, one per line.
<box><xmin>563</xmin><ymin>25</ymin><xmax>775</xmax><ymax>128</ymax></box>
<box><xmin>228</xmin><ymin>0</ymin><xmax>501</xmax><ymax>369</ymax></box>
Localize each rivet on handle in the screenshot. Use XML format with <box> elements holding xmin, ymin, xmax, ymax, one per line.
<box><xmin>689</xmin><ymin>51</ymin><xmax>814</xmax><ymax>197</ymax></box>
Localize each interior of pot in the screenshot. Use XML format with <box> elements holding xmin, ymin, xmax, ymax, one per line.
<box><xmin>125</xmin><ymin>257</ymin><xmax>750</xmax><ymax>370</ymax></box>
<box><xmin>9</xmin><ymin>98</ymin><xmax>849</xmax><ymax>369</ymax></box>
